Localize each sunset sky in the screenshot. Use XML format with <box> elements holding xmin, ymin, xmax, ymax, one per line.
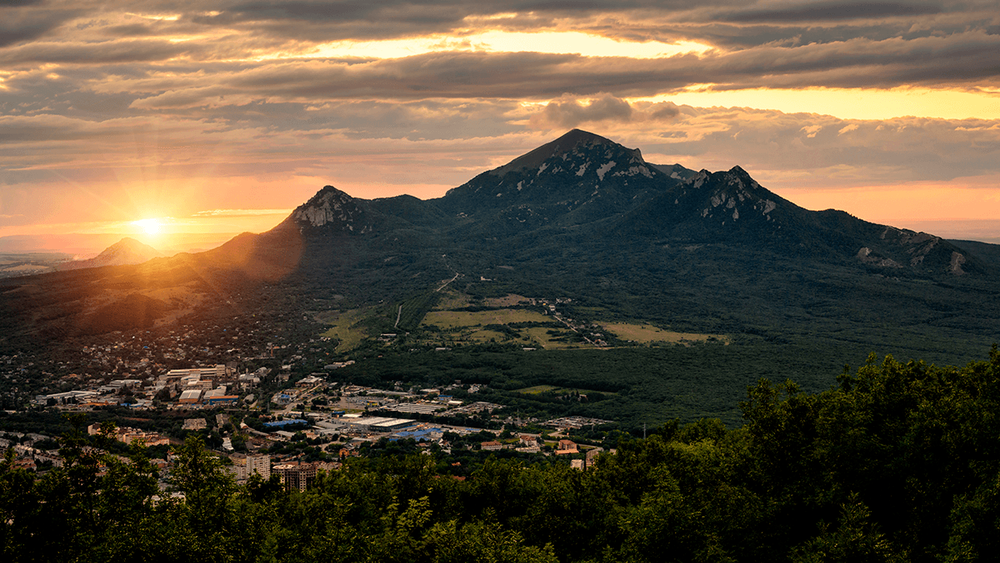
<box><xmin>2</xmin><ymin>0</ymin><xmax>1000</xmax><ymax>255</ymax></box>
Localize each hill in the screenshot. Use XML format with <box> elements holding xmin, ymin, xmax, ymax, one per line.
<box><xmin>56</xmin><ymin>237</ymin><xmax>163</xmax><ymax>272</ymax></box>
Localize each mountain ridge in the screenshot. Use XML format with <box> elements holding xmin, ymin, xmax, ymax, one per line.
<box><xmin>1</xmin><ymin>129</ymin><xmax>997</xmax><ymax>352</ymax></box>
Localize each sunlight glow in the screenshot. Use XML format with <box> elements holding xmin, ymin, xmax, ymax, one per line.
<box><xmin>778</xmin><ymin>179</ymin><xmax>1000</xmax><ymax>223</ymax></box>
<box><xmin>306</xmin><ymin>31</ymin><xmax>712</xmax><ymax>61</ymax></box>
<box><xmin>633</xmin><ymin>87</ymin><xmax>1000</xmax><ymax>121</ymax></box>
<box><xmin>125</xmin><ymin>13</ymin><xmax>180</xmax><ymax>21</ymax></box>
<box><xmin>133</xmin><ymin>218</ymin><xmax>163</xmax><ymax>236</ymax></box>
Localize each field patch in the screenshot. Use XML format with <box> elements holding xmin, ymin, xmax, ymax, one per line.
<box><xmin>515</xmin><ymin>385</ymin><xmax>615</xmax><ymax>396</ymax></box>
<box><xmin>433</xmin><ymin>290</ymin><xmax>471</xmax><ymax>311</ymax></box>
<box><xmin>422</xmin><ymin>308</ymin><xmax>550</xmax><ymax>328</ymax></box>
<box><xmin>522</xmin><ymin>327</ymin><xmax>582</xmax><ymax>349</ymax></box>
<box><xmin>602</xmin><ymin>322</ymin><xmax>728</xmax><ymax>345</ymax></box>
<box><xmin>421</xmin><ymin>308</ymin><xmax>576</xmax><ymax>348</ymax></box>
<box><xmin>515</xmin><ymin>385</ymin><xmax>559</xmax><ymax>394</ymax></box>
<box><xmin>484</xmin><ymin>294</ymin><xmax>532</xmax><ymax>308</ymax></box>
<box><xmin>320</xmin><ymin>308</ymin><xmax>370</xmax><ymax>352</ymax></box>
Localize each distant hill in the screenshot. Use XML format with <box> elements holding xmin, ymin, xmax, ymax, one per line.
<box><xmin>0</xmin><ymin>252</ymin><xmax>73</xmax><ymax>279</ymax></box>
<box><xmin>56</xmin><ymin>237</ymin><xmax>163</xmax><ymax>271</ymax></box>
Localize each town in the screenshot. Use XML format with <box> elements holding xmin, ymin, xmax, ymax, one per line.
<box><xmin>2</xmin><ymin>301</ymin><xmax>616</xmax><ymax>492</ymax></box>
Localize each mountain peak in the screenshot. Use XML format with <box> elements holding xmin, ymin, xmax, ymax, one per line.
<box><xmin>290</xmin><ymin>185</ymin><xmax>367</xmax><ymax>229</ymax></box>
<box><xmin>553</xmin><ymin>128</ymin><xmax>611</xmax><ymax>146</ymax></box>
<box><xmin>99</xmin><ymin>237</ymin><xmax>161</xmax><ymax>258</ymax></box>
<box><xmin>492</xmin><ymin>129</ymin><xmax>642</xmax><ymax>177</ymax></box>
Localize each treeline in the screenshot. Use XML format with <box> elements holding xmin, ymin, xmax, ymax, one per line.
<box><xmin>4</xmin><ymin>347</ymin><xmax>1000</xmax><ymax>562</ymax></box>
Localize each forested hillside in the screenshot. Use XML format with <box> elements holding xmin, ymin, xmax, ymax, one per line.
<box><xmin>4</xmin><ymin>347</ymin><xmax>999</xmax><ymax>562</ymax></box>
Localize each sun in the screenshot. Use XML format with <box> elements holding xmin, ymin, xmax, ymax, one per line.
<box><xmin>133</xmin><ymin>218</ymin><xmax>162</xmax><ymax>236</ymax></box>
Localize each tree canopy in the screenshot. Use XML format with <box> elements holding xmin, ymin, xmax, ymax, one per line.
<box><xmin>3</xmin><ymin>347</ymin><xmax>999</xmax><ymax>562</ymax></box>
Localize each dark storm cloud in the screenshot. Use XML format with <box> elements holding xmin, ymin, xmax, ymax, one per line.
<box><xmin>690</xmin><ymin>108</ymin><xmax>1000</xmax><ymax>174</ymax></box>
<box><xmin>0</xmin><ymin>114</ymin><xmax>144</xmax><ymax>145</ymax></box>
<box><xmin>531</xmin><ymin>93</ymin><xmax>633</xmax><ymax>128</ymax></box>
<box><xmin>215</xmin><ymin>0</ymin><xmax>724</xmax><ymax>24</ymax></box>
<box><xmin>0</xmin><ymin>5</ymin><xmax>81</xmax><ymax>48</ymax></box>
<box><xmin>185</xmin><ymin>0</ymin><xmax>741</xmax><ymax>41</ymax></box>
<box><xmin>102</xmin><ymin>24</ymin><xmax>162</xmax><ymax>38</ymax></box>
<box><xmin>168</xmin><ymin>0</ymin><xmax>995</xmax><ymax>50</ymax></box>
<box><xmin>119</xmin><ymin>30</ymin><xmax>1000</xmax><ymax>111</ymax></box>
<box><xmin>722</xmin><ymin>1</ymin><xmax>943</xmax><ymax>23</ymax></box>
<box><xmin>0</xmin><ymin>39</ymin><xmax>196</xmax><ymax>66</ymax></box>
<box><xmin>619</xmin><ymin>105</ymin><xmax>1000</xmax><ymax>187</ymax></box>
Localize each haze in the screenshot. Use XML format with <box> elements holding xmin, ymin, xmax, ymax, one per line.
<box><xmin>2</xmin><ymin>0</ymin><xmax>1000</xmax><ymax>256</ymax></box>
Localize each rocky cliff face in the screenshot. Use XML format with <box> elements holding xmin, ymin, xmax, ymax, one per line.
<box><xmin>289</xmin><ymin>186</ymin><xmax>374</xmax><ymax>233</ymax></box>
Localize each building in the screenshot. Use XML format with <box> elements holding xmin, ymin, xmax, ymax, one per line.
<box><xmin>392</xmin><ymin>428</ymin><xmax>444</xmax><ymax>442</ymax></box>
<box><xmin>99</xmin><ymin>379</ymin><xmax>142</xmax><ymax>393</ymax></box>
<box><xmin>230</xmin><ymin>454</ymin><xmax>271</xmax><ymax>483</ymax></box>
<box><xmin>273</xmin><ymin>461</ymin><xmax>317</xmax><ymax>492</ymax></box>
<box><xmin>163</xmin><ymin>364</ymin><xmax>230</xmax><ymax>382</ymax></box>
<box><xmin>119</xmin><ymin>429</ymin><xmax>170</xmax><ymax>446</ymax></box>
<box><xmin>179</xmin><ymin>389</ymin><xmax>202</xmax><ymax>404</ymax></box>
<box><xmin>556</xmin><ymin>439</ymin><xmax>578</xmax><ymax>455</ymax></box>
<box><xmin>297</xmin><ymin>375</ymin><xmax>324</xmax><ymax>387</ymax></box>
<box><xmin>33</xmin><ymin>390</ymin><xmax>100</xmax><ymax>406</ymax></box>
<box><xmin>262</xmin><ymin>419</ymin><xmax>309</xmax><ymax>430</ymax></box>
<box><xmin>182</xmin><ymin>418</ymin><xmax>208</xmax><ymax>431</ymax></box>
<box><xmin>481</xmin><ymin>441</ymin><xmax>502</xmax><ymax>451</ymax></box>
<box><xmin>208</xmin><ymin>395</ymin><xmax>239</xmax><ymax>406</ymax></box>
<box><xmin>341</xmin><ymin>416</ymin><xmax>414</xmax><ymax>433</ymax></box>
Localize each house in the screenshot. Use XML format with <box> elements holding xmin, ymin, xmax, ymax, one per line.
<box><xmin>585</xmin><ymin>448</ymin><xmax>601</xmax><ymax>467</ymax></box>
<box><xmin>556</xmin><ymin>439</ymin><xmax>578</xmax><ymax>455</ymax></box>
<box><xmin>481</xmin><ymin>440</ymin><xmax>502</xmax><ymax>451</ymax></box>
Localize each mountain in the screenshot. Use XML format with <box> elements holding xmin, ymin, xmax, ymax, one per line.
<box><xmin>1</xmin><ymin>130</ymin><xmax>998</xmax><ymax>365</ymax></box>
<box><xmin>271</xmin><ymin>129</ymin><xmax>982</xmax><ymax>277</ymax></box>
<box><xmin>56</xmin><ymin>237</ymin><xmax>163</xmax><ymax>271</ymax></box>
<box><xmin>612</xmin><ymin>165</ymin><xmax>983</xmax><ymax>275</ymax></box>
<box><xmin>435</xmin><ymin>129</ymin><xmax>681</xmax><ymax>240</ymax></box>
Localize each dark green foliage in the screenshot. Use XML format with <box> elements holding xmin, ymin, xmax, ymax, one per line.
<box><xmin>395</xmin><ymin>291</ymin><xmax>442</xmax><ymax>332</ymax></box>
<box><xmin>4</xmin><ymin>348</ymin><xmax>1000</xmax><ymax>561</ymax></box>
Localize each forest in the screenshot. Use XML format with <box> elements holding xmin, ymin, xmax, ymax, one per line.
<box><xmin>4</xmin><ymin>346</ymin><xmax>1000</xmax><ymax>562</ymax></box>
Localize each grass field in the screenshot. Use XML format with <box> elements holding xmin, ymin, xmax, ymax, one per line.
<box><xmin>515</xmin><ymin>385</ymin><xmax>560</xmax><ymax>394</ymax></box>
<box><xmin>421</xmin><ymin>308</ymin><xmax>591</xmax><ymax>349</ymax></box>
<box><xmin>421</xmin><ymin>307</ymin><xmax>729</xmax><ymax>350</ymax></box>
<box><xmin>320</xmin><ymin>308</ymin><xmax>370</xmax><ymax>352</ymax></box>
<box><xmin>522</xmin><ymin>327</ymin><xmax>583</xmax><ymax>349</ymax></box>
<box><xmin>483</xmin><ymin>294</ymin><xmax>532</xmax><ymax>308</ymax></box>
<box><xmin>601</xmin><ymin>322</ymin><xmax>729</xmax><ymax>345</ymax></box>
<box><xmin>515</xmin><ymin>385</ymin><xmax>614</xmax><ymax>395</ymax></box>
<box><xmin>433</xmin><ymin>291</ymin><xmax>472</xmax><ymax>311</ymax></box>
<box><xmin>422</xmin><ymin>308</ymin><xmax>550</xmax><ymax>328</ymax></box>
